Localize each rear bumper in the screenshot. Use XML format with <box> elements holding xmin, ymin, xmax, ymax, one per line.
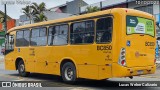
<box><xmin>112</xmin><ymin>63</ymin><xmax>156</xmax><ymax>78</ymax></box>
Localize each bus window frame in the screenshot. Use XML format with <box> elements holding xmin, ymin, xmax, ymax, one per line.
<box><xmin>16</xmin><ymin>29</ymin><xmax>30</xmax><ymax>47</ymax></box>
<box><xmin>70</xmin><ymin>19</ymin><xmax>95</xmax><ymax>45</ymax></box>
<box><xmin>95</xmin><ymin>16</ymin><xmax>113</xmax><ymax>44</ymax></box>
<box><xmin>30</xmin><ymin>27</ymin><xmax>48</xmax><ymax>46</ymax></box>
<box><xmin>126</xmin><ymin>15</ymin><xmax>155</xmax><ymax>37</ymax></box>
<box><xmin>48</xmin><ymin>24</ymin><xmax>69</xmax><ymax>46</ymax></box>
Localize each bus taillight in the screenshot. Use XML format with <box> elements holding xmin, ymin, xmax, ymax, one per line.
<box><xmin>121</xmin><ymin>60</ymin><xmax>126</xmax><ymax>66</ymax></box>
<box><xmin>118</xmin><ymin>48</ymin><xmax>126</xmax><ymax>66</ymax></box>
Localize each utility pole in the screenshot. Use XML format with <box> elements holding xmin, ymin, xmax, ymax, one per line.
<box><xmin>4</xmin><ymin>4</ymin><xmax>7</xmax><ymax>34</ymax></box>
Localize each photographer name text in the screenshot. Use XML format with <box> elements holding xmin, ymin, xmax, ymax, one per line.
<box><xmin>119</xmin><ymin>82</ymin><xmax>158</xmax><ymax>87</ymax></box>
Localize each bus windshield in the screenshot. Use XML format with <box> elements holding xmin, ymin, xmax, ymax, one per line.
<box><xmin>126</xmin><ymin>15</ymin><xmax>154</xmax><ymax>37</ymax></box>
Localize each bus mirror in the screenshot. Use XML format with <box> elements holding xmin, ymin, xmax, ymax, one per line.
<box><xmin>5</xmin><ymin>33</ymin><xmax>9</xmax><ymax>36</ymax></box>
<box><xmin>10</xmin><ymin>40</ymin><xmax>14</xmax><ymax>44</ymax></box>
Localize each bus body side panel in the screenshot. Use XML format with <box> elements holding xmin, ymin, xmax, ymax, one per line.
<box><xmin>68</xmin><ymin>44</ymin><xmax>112</xmax><ymax>80</ymax></box>
<box><xmin>5</xmin><ymin>54</ymin><xmax>16</xmax><ymax>70</ymax></box>
<box><xmin>19</xmin><ymin>47</ymin><xmax>35</xmax><ymax>72</ymax></box>
<box><xmin>24</xmin><ymin>46</ymin><xmax>62</xmax><ymax>75</ymax></box>
<box><xmin>67</xmin><ymin>45</ymin><xmax>99</xmax><ymax>79</ymax></box>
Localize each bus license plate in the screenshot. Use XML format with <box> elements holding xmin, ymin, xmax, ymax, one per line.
<box><xmin>137</xmin><ymin>70</ymin><xmax>143</xmax><ymax>74</ymax></box>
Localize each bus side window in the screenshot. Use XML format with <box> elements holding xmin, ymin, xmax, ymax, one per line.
<box><xmin>96</xmin><ymin>17</ymin><xmax>113</xmax><ymax>43</ymax></box>
<box><xmin>31</xmin><ymin>29</ymin><xmax>39</xmax><ymax>46</ymax></box>
<box><xmin>70</xmin><ymin>20</ymin><xmax>94</xmax><ymax>44</ymax></box>
<box><xmin>48</xmin><ymin>25</ymin><xmax>68</xmax><ymax>45</ymax></box>
<box><xmin>31</xmin><ymin>27</ymin><xmax>47</xmax><ymax>46</ymax></box>
<box><xmin>16</xmin><ymin>29</ymin><xmax>30</xmax><ymax>47</ymax></box>
<box><xmin>23</xmin><ymin>30</ymin><xmax>30</xmax><ymax>46</ymax></box>
<box><xmin>84</xmin><ymin>21</ymin><xmax>94</xmax><ymax>43</ymax></box>
<box><xmin>16</xmin><ymin>31</ymin><xmax>23</xmax><ymax>46</ymax></box>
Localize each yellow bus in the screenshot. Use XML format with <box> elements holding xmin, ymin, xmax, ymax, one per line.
<box><xmin>5</xmin><ymin>8</ymin><xmax>156</xmax><ymax>83</ymax></box>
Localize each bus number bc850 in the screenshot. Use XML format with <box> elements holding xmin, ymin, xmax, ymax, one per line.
<box><xmin>97</xmin><ymin>45</ymin><xmax>112</xmax><ymax>51</ymax></box>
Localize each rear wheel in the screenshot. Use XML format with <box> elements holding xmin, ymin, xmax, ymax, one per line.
<box><xmin>18</xmin><ymin>60</ymin><xmax>30</xmax><ymax>77</ymax></box>
<box><xmin>61</xmin><ymin>62</ymin><xmax>77</xmax><ymax>83</ymax></box>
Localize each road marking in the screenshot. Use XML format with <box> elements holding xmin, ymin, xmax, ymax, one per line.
<box><xmin>0</xmin><ymin>73</ymin><xmax>35</xmax><ymax>81</ymax></box>
<box><xmin>140</xmin><ymin>75</ymin><xmax>160</xmax><ymax>79</ymax></box>
<box><xmin>12</xmin><ymin>78</ymin><xmax>24</xmax><ymax>81</ymax></box>
<box><xmin>69</xmin><ymin>87</ymin><xmax>94</xmax><ymax>90</ymax></box>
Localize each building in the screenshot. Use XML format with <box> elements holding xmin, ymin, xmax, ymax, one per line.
<box><xmin>80</xmin><ymin>0</ymin><xmax>128</xmax><ymax>13</ymax></box>
<box><xmin>0</xmin><ymin>10</ymin><xmax>16</xmax><ymax>46</ymax></box>
<box><xmin>49</xmin><ymin>0</ymin><xmax>88</xmax><ymax>15</ymax></box>
<box><xmin>43</xmin><ymin>11</ymin><xmax>73</xmax><ymax>20</ymax></box>
<box><xmin>17</xmin><ymin>11</ymin><xmax>73</xmax><ymax>26</ymax></box>
<box><xmin>17</xmin><ymin>14</ymin><xmax>34</xmax><ymax>26</ymax></box>
<box><xmin>17</xmin><ymin>0</ymin><xmax>87</xmax><ymax>26</ymax></box>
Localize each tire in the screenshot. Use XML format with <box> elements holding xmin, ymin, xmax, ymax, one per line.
<box><xmin>61</xmin><ymin>62</ymin><xmax>77</xmax><ymax>83</ymax></box>
<box><xmin>18</xmin><ymin>60</ymin><xmax>30</xmax><ymax>77</ymax></box>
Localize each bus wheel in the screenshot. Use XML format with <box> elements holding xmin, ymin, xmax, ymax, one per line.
<box><xmin>61</xmin><ymin>62</ymin><xmax>77</xmax><ymax>83</ymax></box>
<box><xmin>18</xmin><ymin>60</ymin><xmax>30</xmax><ymax>77</ymax></box>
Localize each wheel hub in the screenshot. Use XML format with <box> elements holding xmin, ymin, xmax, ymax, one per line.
<box><xmin>20</xmin><ymin>64</ymin><xmax>25</xmax><ymax>72</ymax></box>
<box><xmin>65</xmin><ymin>67</ymin><xmax>73</xmax><ymax>81</ymax></box>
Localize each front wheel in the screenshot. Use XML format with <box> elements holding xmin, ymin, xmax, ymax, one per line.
<box><xmin>61</xmin><ymin>62</ymin><xmax>77</xmax><ymax>83</ymax></box>
<box><xmin>18</xmin><ymin>60</ymin><xmax>30</xmax><ymax>77</ymax></box>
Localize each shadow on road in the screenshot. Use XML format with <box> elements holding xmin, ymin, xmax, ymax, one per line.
<box><xmin>8</xmin><ymin>73</ymin><xmax>154</xmax><ymax>89</ymax></box>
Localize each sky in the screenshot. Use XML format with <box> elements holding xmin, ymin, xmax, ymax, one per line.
<box><xmin>0</xmin><ymin>0</ymin><xmax>103</xmax><ymax>19</ymax></box>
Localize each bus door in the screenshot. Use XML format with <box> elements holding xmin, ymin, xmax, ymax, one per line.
<box><xmin>16</xmin><ymin>30</ymin><xmax>35</xmax><ymax>72</ymax></box>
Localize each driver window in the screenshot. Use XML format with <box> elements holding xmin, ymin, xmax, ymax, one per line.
<box><xmin>5</xmin><ymin>34</ymin><xmax>14</xmax><ymax>50</ymax></box>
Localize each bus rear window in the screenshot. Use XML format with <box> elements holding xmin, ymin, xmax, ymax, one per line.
<box><xmin>126</xmin><ymin>16</ymin><xmax>154</xmax><ymax>37</ymax></box>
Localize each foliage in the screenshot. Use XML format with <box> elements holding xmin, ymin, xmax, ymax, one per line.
<box><xmin>22</xmin><ymin>2</ymin><xmax>47</xmax><ymax>23</ymax></box>
<box><xmin>22</xmin><ymin>5</ymin><xmax>31</xmax><ymax>18</ymax></box>
<box><xmin>86</xmin><ymin>6</ymin><xmax>100</xmax><ymax>13</ymax></box>
<box><xmin>34</xmin><ymin>13</ymin><xmax>47</xmax><ymax>22</ymax></box>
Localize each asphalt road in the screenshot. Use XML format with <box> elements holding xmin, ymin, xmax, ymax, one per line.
<box><xmin>0</xmin><ymin>56</ymin><xmax>160</xmax><ymax>90</ymax></box>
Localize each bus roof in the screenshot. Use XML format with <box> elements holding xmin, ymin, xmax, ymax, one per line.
<box><xmin>8</xmin><ymin>8</ymin><xmax>154</xmax><ymax>33</ymax></box>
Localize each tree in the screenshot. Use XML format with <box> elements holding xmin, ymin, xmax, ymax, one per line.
<box><xmin>31</xmin><ymin>2</ymin><xmax>47</xmax><ymax>22</ymax></box>
<box><xmin>34</xmin><ymin>13</ymin><xmax>47</xmax><ymax>22</ymax></box>
<box><xmin>86</xmin><ymin>6</ymin><xmax>100</xmax><ymax>13</ymax></box>
<box><xmin>22</xmin><ymin>2</ymin><xmax>47</xmax><ymax>23</ymax></box>
<box><xmin>22</xmin><ymin>5</ymin><xmax>32</xmax><ymax>23</ymax></box>
<box><xmin>31</xmin><ymin>2</ymin><xmax>46</xmax><ymax>15</ymax></box>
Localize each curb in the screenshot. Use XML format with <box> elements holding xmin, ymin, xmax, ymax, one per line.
<box><xmin>140</xmin><ymin>75</ymin><xmax>160</xmax><ymax>79</ymax></box>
